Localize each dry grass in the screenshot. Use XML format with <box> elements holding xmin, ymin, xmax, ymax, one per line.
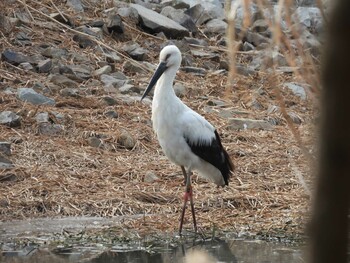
<box><xmin>0</xmin><ymin>0</ymin><xmax>319</xmax><ymax>239</ymax></box>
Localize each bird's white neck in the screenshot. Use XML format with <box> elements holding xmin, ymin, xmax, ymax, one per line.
<box><xmin>153</xmin><ymin>67</ymin><xmax>178</xmax><ymax>101</ymax></box>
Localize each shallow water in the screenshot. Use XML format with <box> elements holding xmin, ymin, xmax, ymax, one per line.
<box><xmin>0</xmin><ymin>217</ymin><xmax>303</xmax><ymax>263</ymax></box>
<box><xmin>1</xmin><ymin>238</ymin><xmax>303</xmax><ymax>263</ymax></box>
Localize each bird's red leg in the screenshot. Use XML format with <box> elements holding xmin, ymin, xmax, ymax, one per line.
<box><xmin>179</xmin><ymin>167</ymin><xmax>197</xmax><ymax>235</ymax></box>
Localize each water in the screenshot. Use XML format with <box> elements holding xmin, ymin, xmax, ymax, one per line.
<box><xmin>1</xmin><ymin>239</ymin><xmax>303</xmax><ymax>263</ymax></box>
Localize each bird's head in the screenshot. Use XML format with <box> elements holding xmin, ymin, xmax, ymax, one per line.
<box><xmin>141</xmin><ymin>45</ymin><xmax>181</xmax><ymax>101</ymax></box>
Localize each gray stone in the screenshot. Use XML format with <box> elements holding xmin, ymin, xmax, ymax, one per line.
<box><xmin>18</xmin><ymin>88</ymin><xmax>55</xmax><ymax>106</ymax></box>
<box><xmin>118</xmin><ymin>7</ymin><xmax>139</xmax><ymax>19</ymax></box>
<box><xmin>174</xmin><ymin>83</ymin><xmax>186</xmax><ymax>97</ymax></box>
<box><xmin>130</xmin><ymin>4</ymin><xmax>189</xmax><ymax>38</ymax></box>
<box><xmin>123</xmin><ymin>60</ymin><xmax>146</xmax><ymax>73</ymax></box>
<box><xmin>35</xmin><ymin>112</ymin><xmax>50</xmax><ymax>123</ymax></box>
<box><xmin>106</xmin><ymin>14</ymin><xmax>124</xmax><ymax>34</ymax></box>
<box><xmin>67</xmin><ymin>0</ymin><xmax>84</xmax><ymax>12</ymax></box>
<box><xmin>144</xmin><ymin>171</ymin><xmax>159</xmax><ymax>183</ymax></box>
<box><xmin>0</xmin><ymin>156</ymin><xmax>14</xmax><ymax>169</ymax></box>
<box><xmin>1</xmin><ymin>50</ymin><xmax>30</xmax><ymax>66</ymax></box>
<box><xmin>284</xmin><ymin>82</ymin><xmax>307</xmax><ymax>100</ymax></box>
<box><xmin>103</xmin><ymin>96</ymin><xmax>118</xmax><ymax>106</ymax></box>
<box><xmin>190</xmin><ymin>50</ymin><xmax>218</xmax><ymax>61</ymax></box>
<box><xmin>293</xmin><ymin>6</ymin><xmax>322</xmax><ymax>34</ymax></box>
<box><xmin>49</xmin><ymin>12</ymin><xmax>73</xmax><ymax>26</ymax></box>
<box><xmin>60</xmin><ymin>88</ymin><xmax>80</xmax><ymax>97</ymax></box>
<box><xmin>68</xmin><ymin>65</ymin><xmax>92</xmax><ymax>80</ymax></box>
<box><xmin>123</xmin><ymin>43</ymin><xmax>147</xmax><ymax>61</ymax></box>
<box><xmin>119</xmin><ymin>84</ymin><xmax>140</xmax><ymax>94</ymax></box>
<box><xmin>236</xmin><ymin>64</ymin><xmax>256</xmax><ymax>77</ymax></box>
<box><xmin>100</xmin><ymin>74</ymin><xmax>126</xmax><ymax>88</ymax></box>
<box><xmin>38</xmin><ymin>59</ymin><xmax>52</xmax><ymax>73</ymax></box>
<box><xmin>180</xmin><ymin>66</ymin><xmax>206</xmax><ymax>75</ymax></box>
<box><xmin>242</xmin><ymin>41</ymin><xmax>255</xmax><ymax>51</ymax></box>
<box><xmin>161</xmin><ymin>0</ymin><xmax>190</xmax><ymax>9</ymax></box>
<box><xmin>252</xmin><ymin>19</ymin><xmax>269</xmax><ymax>34</ymax></box>
<box><xmin>288</xmin><ymin>112</ymin><xmax>303</xmax><ymax>124</ymax></box>
<box><xmin>117</xmin><ymin>131</ymin><xmax>136</xmax><ymax>150</ymax></box>
<box><xmin>19</xmin><ymin>62</ymin><xmax>34</xmax><ymax>71</ymax></box>
<box><xmin>207</xmin><ymin>99</ymin><xmax>226</xmax><ymax>107</ymax></box>
<box><xmin>184</xmin><ymin>37</ymin><xmax>208</xmax><ymax>46</ymax></box>
<box><xmin>73</xmin><ymin>34</ymin><xmax>96</xmax><ymax>48</ymax></box>
<box><xmin>245</xmin><ymin>31</ymin><xmax>269</xmax><ymax>48</ymax></box>
<box><xmin>93</xmin><ymin>65</ymin><xmax>112</xmax><ymax>76</ymax></box>
<box><xmin>0</xmin><ymin>111</ymin><xmax>21</xmax><ymax>127</ymax></box>
<box><xmin>227</xmin><ymin>118</ymin><xmax>274</xmax><ymax>130</ymax></box>
<box><xmin>161</xmin><ymin>6</ymin><xmax>197</xmax><ymax>32</ymax></box>
<box><xmin>204</xmin><ymin>19</ymin><xmax>227</xmax><ymax>34</ymax></box>
<box><xmin>185</xmin><ymin>4</ymin><xmax>212</xmax><ymax>25</ymax></box>
<box><xmin>183</xmin><ymin>0</ymin><xmax>224</xmax><ymax>20</ymax></box>
<box><xmin>38</xmin><ymin>123</ymin><xmax>64</xmax><ymax>136</ymax></box>
<box><xmin>41</xmin><ymin>47</ymin><xmax>68</xmax><ymax>59</ymax></box>
<box><xmin>49</xmin><ymin>74</ymin><xmax>79</xmax><ymax>88</ymax></box>
<box><xmin>87</xmin><ymin>137</ymin><xmax>103</xmax><ymax>148</ymax></box>
<box><xmin>104</xmin><ymin>110</ymin><xmax>118</xmax><ymax>119</ymax></box>
<box><xmin>0</xmin><ymin>142</ymin><xmax>11</xmax><ymax>156</ymax></box>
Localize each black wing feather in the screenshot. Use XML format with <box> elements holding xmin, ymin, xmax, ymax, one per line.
<box><xmin>185</xmin><ymin>130</ymin><xmax>234</xmax><ymax>185</ymax></box>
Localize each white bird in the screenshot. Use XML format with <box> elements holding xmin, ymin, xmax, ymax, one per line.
<box><xmin>141</xmin><ymin>45</ymin><xmax>234</xmax><ymax>235</ymax></box>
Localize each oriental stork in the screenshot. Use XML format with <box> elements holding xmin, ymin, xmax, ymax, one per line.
<box><xmin>141</xmin><ymin>45</ymin><xmax>234</xmax><ymax>235</ymax></box>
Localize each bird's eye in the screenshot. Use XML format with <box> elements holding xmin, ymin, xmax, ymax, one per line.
<box><xmin>165</xmin><ymin>54</ymin><xmax>171</xmax><ymax>61</ymax></box>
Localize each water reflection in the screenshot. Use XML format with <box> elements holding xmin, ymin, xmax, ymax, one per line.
<box><xmin>1</xmin><ymin>238</ymin><xmax>302</xmax><ymax>263</ymax></box>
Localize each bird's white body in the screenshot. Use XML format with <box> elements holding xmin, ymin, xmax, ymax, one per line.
<box><xmin>150</xmin><ymin>47</ymin><xmax>226</xmax><ymax>186</ymax></box>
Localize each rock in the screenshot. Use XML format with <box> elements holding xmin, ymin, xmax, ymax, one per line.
<box><xmin>123</xmin><ymin>43</ymin><xmax>147</xmax><ymax>61</ymax></box>
<box><xmin>19</xmin><ymin>62</ymin><xmax>34</xmax><ymax>71</ymax></box>
<box><xmin>35</xmin><ymin>112</ymin><xmax>50</xmax><ymax>123</ymax></box>
<box><xmin>227</xmin><ymin>118</ymin><xmax>274</xmax><ymax>130</ymax></box>
<box><xmin>103</xmin><ymin>96</ymin><xmax>118</xmax><ymax>106</ymax></box>
<box><xmin>38</xmin><ymin>123</ymin><xmax>64</xmax><ymax>136</ymax></box>
<box><xmin>118</xmin><ymin>7</ymin><xmax>139</xmax><ymax>20</ymax></box>
<box><xmin>117</xmin><ymin>131</ymin><xmax>136</xmax><ymax>150</ymax></box>
<box><xmin>0</xmin><ymin>111</ymin><xmax>21</xmax><ymax>127</ymax></box>
<box><xmin>93</xmin><ymin>65</ymin><xmax>112</xmax><ymax>76</ymax></box>
<box><xmin>100</xmin><ymin>74</ymin><xmax>126</xmax><ymax>89</ymax></box>
<box><xmin>17</xmin><ymin>88</ymin><xmax>55</xmax><ymax>105</ymax></box>
<box><xmin>104</xmin><ymin>110</ymin><xmax>118</xmax><ymax>119</ymax></box>
<box><xmin>288</xmin><ymin>112</ymin><xmax>303</xmax><ymax>124</ymax></box>
<box><xmin>184</xmin><ymin>37</ymin><xmax>208</xmax><ymax>46</ymax></box>
<box><xmin>41</xmin><ymin>47</ymin><xmax>68</xmax><ymax>59</ymax></box>
<box><xmin>37</xmin><ymin>59</ymin><xmax>52</xmax><ymax>73</ymax></box>
<box><xmin>1</xmin><ymin>50</ymin><xmax>30</xmax><ymax>66</ymax></box>
<box><xmin>87</xmin><ymin>137</ymin><xmax>103</xmax><ymax>148</ymax></box>
<box><xmin>250</xmin><ymin>50</ymin><xmax>287</xmax><ymax>70</ymax></box>
<box><xmin>88</xmin><ymin>20</ymin><xmax>104</xmax><ymax>27</ymax></box>
<box><xmin>49</xmin><ymin>74</ymin><xmax>79</xmax><ymax>88</ymax></box>
<box><xmin>0</xmin><ymin>156</ymin><xmax>14</xmax><ymax>169</ymax></box>
<box><xmin>50</xmin><ymin>13</ymin><xmax>73</xmax><ymax>26</ymax></box>
<box><xmin>119</xmin><ymin>84</ymin><xmax>140</xmax><ymax>94</ymax></box>
<box><xmin>144</xmin><ymin>171</ymin><xmax>159</xmax><ymax>183</ymax></box>
<box><xmin>284</xmin><ymin>82</ymin><xmax>307</xmax><ymax>100</ymax></box>
<box><xmin>161</xmin><ymin>6</ymin><xmax>197</xmax><ymax>32</ymax></box>
<box><xmin>123</xmin><ymin>60</ymin><xmax>146</xmax><ymax>74</ymax></box>
<box><xmin>68</xmin><ymin>65</ymin><xmax>92</xmax><ymax>80</ymax></box>
<box><xmin>0</xmin><ymin>142</ymin><xmax>11</xmax><ymax>156</ymax></box>
<box><xmin>204</xmin><ymin>19</ymin><xmax>227</xmax><ymax>34</ymax></box>
<box><xmin>180</xmin><ymin>66</ymin><xmax>206</xmax><ymax>76</ymax></box>
<box><xmin>60</xmin><ymin>88</ymin><xmax>80</xmax><ymax>97</ymax></box>
<box><xmin>242</xmin><ymin>41</ymin><xmax>255</xmax><ymax>51</ymax></box>
<box><xmin>76</xmin><ymin>26</ymin><xmax>103</xmax><ymax>38</ymax></box>
<box><xmin>174</xmin><ymin>83</ymin><xmax>186</xmax><ymax>97</ymax></box>
<box><xmin>0</xmin><ymin>172</ymin><xmax>17</xmax><ymax>182</ymax></box>
<box><xmin>66</xmin><ymin>0</ymin><xmax>84</xmax><ymax>12</ymax></box>
<box><xmin>185</xmin><ymin>4</ymin><xmax>212</xmax><ymax>25</ymax></box>
<box><xmin>103</xmin><ymin>51</ymin><xmax>122</xmax><ymax>63</ymax></box>
<box><xmin>190</xmin><ymin>50</ymin><xmax>219</xmax><ymax>61</ymax></box>
<box><xmin>130</xmin><ymin>4</ymin><xmax>189</xmax><ymax>38</ymax></box>
<box><xmin>252</xmin><ymin>19</ymin><xmax>269</xmax><ymax>34</ymax></box>
<box><xmin>161</xmin><ymin>0</ymin><xmax>190</xmax><ymax>9</ymax></box>
<box><xmin>106</xmin><ymin>14</ymin><xmax>124</xmax><ymax>35</ymax></box>
<box><xmin>207</xmin><ymin>99</ymin><xmax>226</xmax><ymax>107</ymax></box>
<box><xmin>245</xmin><ymin>31</ymin><xmax>269</xmax><ymax>48</ymax></box>
<box><xmin>236</xmin><ymin>64</ymin><xmax>256</xmax><ymax>77</ymax></box>
<box><xmin>15</xmin><ymin>32</ymin><xmax>31</xmax><ymax>46</ymax></box>
<box><xmin>73</xmin><ymin>34</ymin><xmax>96</xmax><ymax>48</ymax></box>
<box><xmin>184</xmin><ymin>0</ymin><xmax>224</xmax><ymax>21</ymax></box>
<box><xmin>293</xmin><ymin>7</ymin><xmax>322</xmax><ymax>34</ymax></box>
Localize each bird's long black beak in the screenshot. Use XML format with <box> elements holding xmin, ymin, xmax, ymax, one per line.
<box><xmin>141</xmin><ymin>62</ymin><xmax>168</xmax><ymax>101</ymax></box>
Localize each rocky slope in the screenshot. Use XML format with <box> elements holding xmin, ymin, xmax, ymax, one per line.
<box><xmin>0</xmin><ymin>0</ymin><xmax>322</xmax><ymax>240</ymax></box>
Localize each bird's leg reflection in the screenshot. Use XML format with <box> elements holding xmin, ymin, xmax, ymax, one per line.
<box><xmin>179</xmin><ymin>167</ymin><xmax>197</xmax><ymax>235</ymax></box>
